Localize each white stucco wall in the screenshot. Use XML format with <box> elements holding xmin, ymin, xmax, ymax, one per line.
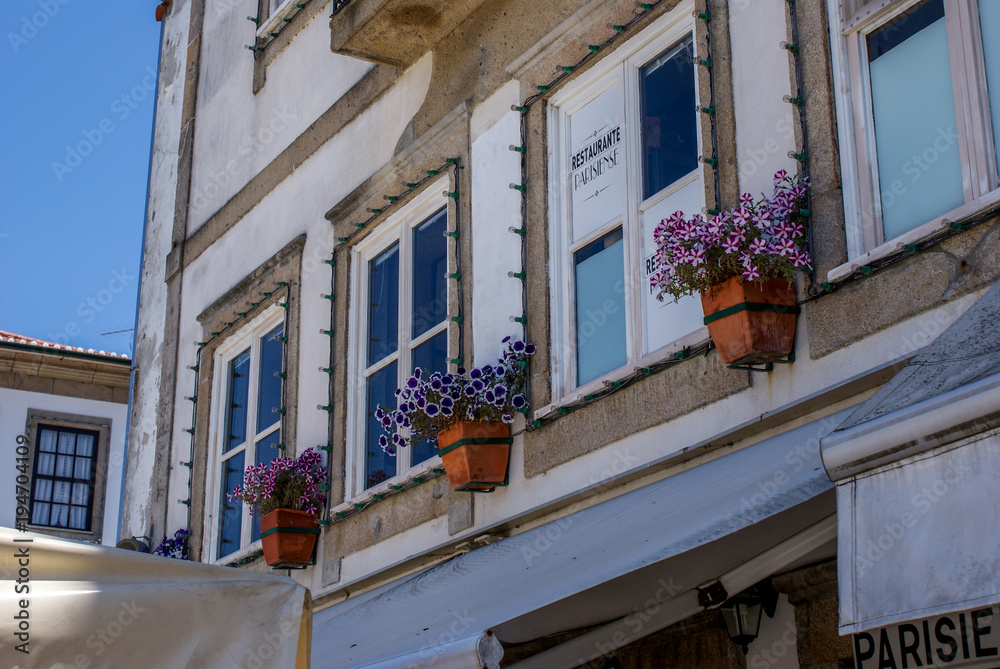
<box><xmin>121</xmin><ymin>0</ymin><xmax>192</xmax><ymax>541</ymax></box>
<box><xmin>470</xmin><ymin>80</ymin><xmax>525</xmax><ymax>365</ymax></box>
<box><xmin>188</xmin><ymin>0</ymin><xmax>373</xmax><ymax>229</ymax></box>
<box><xmin>0</xmin><ymin>388</ymin><xmax>128</xmax><ymax>546</ymax></box>
<box><xmin>729</xmin><ymin>0</ymin><xmax>798</xmax><ymax>197</ymax></box>
<box><xmin>165</xmin><ymin>53</ymin><xmax>434</xmax><ymax>538</ymax></box>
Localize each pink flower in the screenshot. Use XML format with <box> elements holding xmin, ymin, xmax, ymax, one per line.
<box><xmin>748</xmin><ymin>238</ymin><xmax>768</xmax><ymax>255</ymax></box>
<box><xmin>791</xmin><ymin>249</ymin><xmax>812</xmax><ymax>267</ymax></box>
<box><xmin>722</xmin><ymin>235</ymin><xmax>742</xmax><ymax>254</ymax></box>
<box><xmin>743</xmin><ymin>264</ymin><xmax>760</xmax><ymax>281</ymax></box>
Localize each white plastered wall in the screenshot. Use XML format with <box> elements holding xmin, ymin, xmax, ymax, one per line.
<box><xmin>0</xmin><ymin>387</ymin><xmax>128</xmax><ymax>546</ymax></box>
<box><xmin>470</xmin><ymin>80</ymin><xmax>526</xmax><ymax>365</ymax></box>
<box><xmin>165</xmin><ymin>53</ymin><xmax>435</xmax><ymax>545</ymax></box>
<box><xmin>729</xmin><ymin>0</ymin><xmax>798</xmax><ymax>197</ymax></box>
<box><xmin>188</xmin><ymin>0</ymin><xmax>373</xmax><ymax>230</ymax></box>
<box><xmin>121</xmin><ymin>0</ymin><xmax>192</xmax><ymax>541</ymax></box>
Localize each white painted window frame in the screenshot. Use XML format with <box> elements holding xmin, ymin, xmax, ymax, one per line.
<box><xmin>257</xmin><ymin>0</ymin><xmax>298</xmax><ymax>36</ymax></box>
<box><xmin>345</xmin><ymin>178</ymin><xmax>451</xmax><ymax>500</ymax></box>
<box><xmin>204</xmin><ymin>305</ymin><xmax>285</xmax><ymax>563</ymax></box>
<box><xmin>546</xmin><ymin>1</ymin><xmax>706</xmax><ymax>404</ymax></box>
<box><xmin>828</xmin><ymin>0</ymin><xmax>1000</xmax><ymax>267</ymax></box>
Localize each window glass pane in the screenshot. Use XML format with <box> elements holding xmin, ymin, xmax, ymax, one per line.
<box><xmin>256</xmin><ymin>323</ymin><xmax>285</xmax><ymax>433</ymax></box>
<box><xmin>36</xmin><ymin>452</ymin><xmax>55</xmax><ymax>476</ymax></box>
<box><xmin>50</xmin><ymin>504</ymin><xmax>69</xmax><ymax>528</ymax></box>
<box><xmin>250</xmin><ymin>431</ymin><xmax>283</xmax><ymax>542</ymax></box>
<box><xmin>53</xmin><ymin>481</ymin><xmax>71</xmax><ymax>504</ymax></box>
<box><xmin>410</xmin><ymin>330</ymin><xmax>448</xmax><ymax>466</ymax></box>
<box><xmin>55</xmin><ymin>455</ymin><xmax>73</xmax><ymax>478</ymax></box>
<box><xmin>225</xmin><ymin>349</ymin><xmax>251</xmax><ymax>452</ymax></box>
<box><xmin>365</xmin><ymin>361</ymin><xmax>398</xmax><ymax>490</ymax></box>
<box><xmin>57</xmin><ymin>432</ymin><xmax>76</xmax><ymax>454</ymax></box>
<box><xmin>69</xmin><ymin>507</ymin><xmax>88</xmax><ymax>531</ymax></box>
<box><xmin>641</xmin><ymin>35</ymin><xmax>698</xmax><ymax>199</ymax></box>
<box><xmin>574</xmin><ymin>228</ymin><xmax>627</xmax><ymax>385</ymax></box>
<box><xmin>980</xmin><ymin>0</ymin><xmax>1000</xmax><ymax>175</ymax></box>
<box><xmin>867</xmin><ymin>0</ymin><xmax>964</xmax><ymax>240</ymax></box>
<box><xmin>72</xmin><ymin>483</ymin><xmax>90</xmax><ymax>506</ymax></box>
<box><xmin>369</xmin><ymin>245</ymin><xmax>400</xmax><ymax>366</ymax></box>
<box><xmin>32</xmin><ymin>502</ymin><xmax>50</xmax><ymax>526</ymax></box>
<box><xmin>34</xmin><ymin>478</ymin><xmax>52</xmax><ymax>502</ymax></box>
<box><xmin>74</xmin><ymin>457</ymin><xmax>92</xmax><ymax>481</ymax></box>
<box><xmin>217</xmin><ymin>451</ymin><xmax>245</xmax><ymax>558</ymax></box>
<box><xmin>38</xmin><ymin>429</ymin><xmax>57</xmax><ymax>452</ymax></box>
<box><xmin>412</xmin><ymin>209</ymin><xmax>448</xmax><ymax>339</ymax></box>
<box><xmin>75</xmin><ymin>433</ymin><xmax>95</xmax><ymax>456</ymax></box>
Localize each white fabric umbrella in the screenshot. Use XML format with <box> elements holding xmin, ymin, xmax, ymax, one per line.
<box><xmin>0</xmin><ymin>527</ymin><xmax>311</xmax><ymax>668</ymax></box>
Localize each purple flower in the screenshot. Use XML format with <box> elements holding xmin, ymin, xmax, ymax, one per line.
<box><xmin>426</xmin><ymin>404</ymin><xmax>440</xmax><ymax>417</ymax></box>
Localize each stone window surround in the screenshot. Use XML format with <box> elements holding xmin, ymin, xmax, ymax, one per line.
<box><xmin>187</xmin><ymin>236</ymin><xmax>304</xmax><ymax>564</ymax></box>
<box><xmin>23</xmin><ymin>409</ymin><xmax>113</xmax><ymax>543</ymax></box>
<box><xmin>251</xmin><ymin>0</ymin><xmax>332</xmax><ymax>94</ymax></box>
<box><xmin>544</xmin><ymin>1</ymin><xmax>711</xmax><ymax>405</ymax></box>
<box><xmin>344</xmin><ymin>176</ymin><xmax>455</xmax><ymax>499</ymax></box>
<box><xmin>204</xmin><ymin>305</ymin><xmax>287</xmax><ymax>563</ymax></box>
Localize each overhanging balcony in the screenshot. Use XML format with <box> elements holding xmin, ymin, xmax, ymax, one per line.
<box><xmin>330</xmin><ymin>0</ymin><xmax>490</xmax><ymax>67</ymax></box>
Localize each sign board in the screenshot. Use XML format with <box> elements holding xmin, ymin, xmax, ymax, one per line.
<box><xmin>640</xmin><ymin>176</ymin><xmax>704</xmax><ymax>353</ymax></box>
<box><xmin>854</xmin><ymin>606</ymin><xmax>1000</xmax><ymax>669</ymax></box>
<box><xmin>569</xmin><ymin>84</ymin><xmax>625</xmax><ymax>242</ymax></box>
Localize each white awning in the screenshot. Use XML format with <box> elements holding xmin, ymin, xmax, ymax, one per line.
<box><xmin>0</xmin><ymin>527</ymin><xmax>311</xmax><ymax>668</ymax></box>
<box><xmin>311</xmin><ymin>408</ymin><xmax>851</xmax><ymax>668</ymax></box>
<box><xmin>822</xmin><ymin>280</ymin><xmax>1000</xmax><ymax>634</ymax></box>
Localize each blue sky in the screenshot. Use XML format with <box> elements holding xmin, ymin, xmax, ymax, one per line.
<box><xmin>0</xmin><ymin>1</ymin><xmax>161</xmax><ymax>356</ymax></box>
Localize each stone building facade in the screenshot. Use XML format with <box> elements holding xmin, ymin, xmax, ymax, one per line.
<box><xmin>124</xmin><ymin>0</ymin><xmax>1000</xmax><ymax>666</ymax></box>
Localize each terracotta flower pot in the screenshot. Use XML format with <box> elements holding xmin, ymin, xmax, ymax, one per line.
<box><xmin>260</xmin><ymin>509</ymin><xmax>319</xmax><ymax>568</ymax></box>
<box><xmin>700</xmin><ymin>277</ymin><xmax>799</xmax><ymax>365</ymax></box>
<box><xmin>437</xmin><ymin>421</ymin><xmax>512</xmax><ymax>492</ymax></box>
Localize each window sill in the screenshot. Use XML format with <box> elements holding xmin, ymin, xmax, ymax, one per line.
<box><xmin>829</xmin><ymin>189</ymin><xmax>1000</xmax><ymax>283</ymax></box>
<box><xmin>335</xmin><ymin>456</ymin><xmax>445</xmax><ymax>516</ymax></box>
<box><xmin>214</xmin><ymin>539</ymin><xmax>264</xmax><ymax>566</ymax></box>
<box><xmin>257</xmin><ymin>0</ymin><xmax>298</xmax><ymax>37</ymax></box>
<box><xmin>536</xmin><ymin>327</ymin><xmax>711</xmax><ymax>421</ymax></box>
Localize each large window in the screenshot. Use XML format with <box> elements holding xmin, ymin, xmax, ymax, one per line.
<box><xmin>210</xmin><ymin>310</ymin><xmax>286</xmax><ymax>561</ymax></box>
<box><xmin>831</xmin><ymin>0</ymin><xmax>1000</xmax><ymax>257</ymax></box>
<box><xmin>24</xmin><ymin>412</ymin><xmax>111</xmax><ymax>542</ymax></box>
<box><xmin>549</xmin><ymin>5</ymin><xmax>705</xmax><ymax>398</ymax></box>
<box><xmin>29</xmin><ymin>426</ymin><xmax>99</xmax><ymax>532</ymax></box>
<box><xmin>350</xmin><ymin>183</ymin><xmax>451</xmax><ymax>495</ymax></box>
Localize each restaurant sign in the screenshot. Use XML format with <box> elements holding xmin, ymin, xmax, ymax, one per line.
<box><xmin>854</xmin><ymin>606</ymin><xmax>1000</xmax><ymax>669</ymax></box>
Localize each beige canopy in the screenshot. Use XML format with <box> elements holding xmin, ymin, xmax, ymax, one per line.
<box><xmin>0</xmin><ymin>527</ymin><xmax>310</xmax><ymax>668</ymax></box>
